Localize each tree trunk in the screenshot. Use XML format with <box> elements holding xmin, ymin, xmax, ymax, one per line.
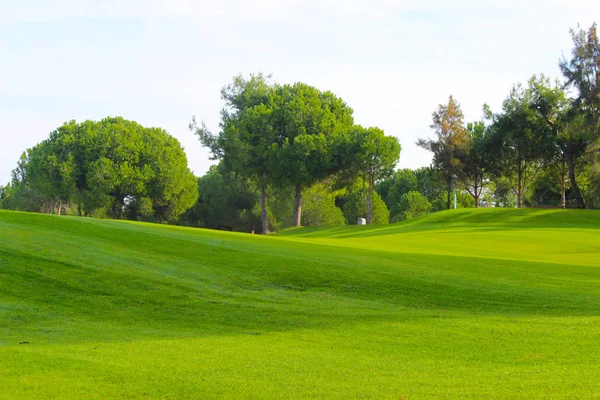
<box><xmin>474</xmin><ymin>176</ymin><xmax>480</xmax><ymax>208</ymax></box>
<box><xmin>560</xmin><ymin>163</ymin><xmax>566</xmax><ymax>209</ymax></box>
<box><xmin>259</xmin><ymin>178</ymin><xmax>269</xmax><ymax>234</ymax></box>
<box><xmin>366</xmin><ymin>177</ymin><xmax>373</xmax><ymax>224</ymax></box>
<box><xmin>77</xmin><ymin>204</ymin><xmax>82</xmax><ymax>217</ymax></box>
<box><xmin>51</xmin><ymin>199</ymin><xmax>56</xmax><ymax>215</ymax></box>
<box><xmin>293</xmin><ymin>183</ymin><xmax>302</xmax><ymax>227</ymax></box>
<box><xmin>447</xmin><ymin>178</ymin><xmax>452</xmax><ymax>210</ymax></box>
<box><xmin>57</xmin><ymin>200</ymin><xmax>62</xmax><ymax>216</ymax></box>
<box><xmin>517</xmin><ymin>160</ymin><xmax>523</xmax><ymax>208</ymax></box>
<box><xmin>566</xmin><ymin>151</ymin><xmax>586</xmax><ymax>209</ymax></box>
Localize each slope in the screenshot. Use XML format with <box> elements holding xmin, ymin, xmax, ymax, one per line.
<box><xmin>0</xmin><ymin>209</ymin><xmax>599</xmax><ymax>399</ymax></box>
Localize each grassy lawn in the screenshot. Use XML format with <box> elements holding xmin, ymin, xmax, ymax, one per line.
<box><xmin>1</xmin><ymin>208</ymin><xmax>599</xmax><ymax>399</ymax></box>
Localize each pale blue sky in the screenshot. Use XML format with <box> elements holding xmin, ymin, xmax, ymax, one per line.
<box><xmin>1</xmin><ymin>0</ymin><xmax>598</xmax><ymax>184</ymax></box>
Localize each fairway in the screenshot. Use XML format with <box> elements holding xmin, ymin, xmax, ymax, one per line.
<box><xmin>1</xmin><ymin>209</ymin><xmax>600</xmax><ymax>399</ymax></box>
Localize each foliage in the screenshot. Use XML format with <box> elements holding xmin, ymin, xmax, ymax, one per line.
<box><xmin>269</xmin><ymin>82</ymin><xmax>355</xmax><ymax>226</ymax></box>
<box><xmin>0</xmin><ymin>184</ymin><xmax>12</xmax><ymax>209</ymax></box>
<box><xmin>300</xmin><ymin>181</ymin><xmax>346</xmax><ymax>226</ymax></box>
<box><xmin>391</xmin><ymin>191</ymin><xmax>431</xmax><ymax>222</ymax></box>
<box><xmin>192</xmin><ymin>74</ymin><xmax>357</xmax><ymax>232</ymax></box>
<box><xmin>349</xmin><ymin>126</ymin><xmax>400</xmax><ymax>224</ymax></box>
<box><xmin>181</xmin><ymin>164</ymin><xmax>346</xmax><ymax>231</ymax></box>
<box><xmin>487</xmin><ymin>84</ymin><xmax>552</xmax><ymax>208</ymax></box>
<box><xmin>342</xmin><ymin>189</ymin><xmax>389</xmax><ymax>225</ymax></box>
<box><xmin>559</xmin><ymin>23</ymin><xmax>600</xmax><ymax>136</ymax></box>
<box><xmin>377</xmin><ymin>168</ymin><xmax>419</xmax><ymax>211</ymax></box>
<box><xmin>417</xmin><ymin>96</ymin><xmax>470</xmax><ymax>210</ymax></box>
<box><xmin>529</xmin><ymin>74</ymin><xmax>591</xmax><ymax>208</ymax></box>
<box><xmin>180</xmin><ymin>165</ymin><xmax>261</xmax><ymax>232</ymax></box>
<box><xmin>7</xmin><ymin>117</ymin><xmax>198</xmax><ymax>222</ymax></box>
<box><xmin>462</xmin><ymin>117</ymin><xmax>491</xmax><ymax>207</ymax></box>
<box><xmin>191</xmin><ymin>73</ymin><xmax>275</xmax><ymax>233</ymax></box>
<box><xmin>586</xmin><ymin>138</ymin><xmax>600</xmax><ymax>208</ymax></box>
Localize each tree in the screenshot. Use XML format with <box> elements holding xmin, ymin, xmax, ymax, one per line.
<box><xmin>413</xmin><ymin>167</ymin><xmax>447</xmax><ymax>211</ymax></box>
<box><xmin>488</xmin><ymin>84</ymin><xmax>550</xmax><ymax>208</ymax></box>
<box><xmin>529</xmin><ymin>166</ymin><xmax>565</xmax><ymax>207</ymax></box>
<box><xmin>342</xmin><ymin>189</ymin><xmax>389</xmax><ymax>225</ymax></box>
<box><xmin>391</xmin><ymin>191</ymin><xmax>431</xmax><ymax>222</ymax></box>
<box><xmin>560</xmin><ymin>23</ymin><xmax>600</xmax><ymax>137</ymax></box>
<box><xmin>191</xmin><ymin>73</ymin><xmax>275</xmax><ymax>234</ymax></box>
<box><xmin>350</xmin><ymin>126</ymin><xmax>401</xmax><ymax>224</ymax></box>
<box><xmin>0</xmin><ymin>184</ymin><xmax>12</xmax><ymax>210</ymax></box>
<box><xmin>180</xmin><ymin>164</ymin><xmax>263</xmax><ymax>232</ymax></box>
<box><xmin>9</xmin><ymin>118</ymin><xmax>198</xmax><ymax>221</ymax></box>
<box><xmin>418</xmin><ymin>96</ymin><xmax>470</xmax><ymax>210</ymax></box>
<box><xmin>530</xmin><ymin>75</ymin><xmax>592</xmax><ymax>208</ymax></box>
<box><xmin>269</xmin><ymin>83</ymin><xmax>354</xmax><ymax>226</ymax></box>
<box><xmin>300</xmin><ymin>180</ymin><xmax>346</xmax><ymax>226</ymax></box>
<box><xmin>585</xmin><ymin>136</ymin><xmax>600</xmax><ymax>207</ymax></box>
<box><xmin>462</xmin><ymin>110</ymin><xmax>492</xmax><ymax>208</ymax></box>
<box><xmin>377</xmin><ymin>168</ymin><xmax>419</xmax><ymax>212</ymax></box>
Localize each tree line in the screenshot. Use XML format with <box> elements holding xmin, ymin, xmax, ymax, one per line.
<box><xmin>416</xmin><ymin>23</ymin><xmax>599</xmax><ymax>211</ymax></box>
<box><xmin>1</xmin><ymin>23</ymin><xmax>598</xmax><ymax>233</ymax></box>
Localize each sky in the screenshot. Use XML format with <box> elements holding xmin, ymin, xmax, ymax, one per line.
<box><xmin>1</xmin><ymin>0</ymin><xmax>599</xmax><ymax>184</ymax></box>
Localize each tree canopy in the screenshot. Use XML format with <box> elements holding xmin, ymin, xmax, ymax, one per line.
<box><xmin>6</xmin><ymin>117</ymin><xmax>198</xmax><ymax>222</ymax></box>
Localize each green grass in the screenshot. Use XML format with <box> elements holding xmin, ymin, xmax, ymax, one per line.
<box><xmin>1</xmin><ymin>208</ymin><xmax>599</xmax><ymax>399</ymax></box>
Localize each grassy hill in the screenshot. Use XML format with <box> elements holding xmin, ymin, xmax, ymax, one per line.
<box><xmin>1</xmin><ymin>209</ymin><xmax>599</xmax><ymax>399</ymax></box>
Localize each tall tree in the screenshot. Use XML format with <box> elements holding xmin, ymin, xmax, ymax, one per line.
<box><xmin>462</xmin><ymin>120</ymin><xmax>490</xmax><ymax>208</ymax></box>
<box><xmin>191</xmin><ymin>73</ymin><xmax>275</xmax><ymax>234</ymax></box>
<box><xmin>269</xmin><ymin>83</ymin><xmax>354</xmax><ymax>226</ymax></box>
<box><xmin>488</xmin><ymin>84</ymin><xmax>550</xmax><ymax>208</ymax></box>
<box><xmin>530</xmin><ymin>75</ymin><xmax>591</xmax><ymax>208</ymax></box>
<box><xmin>560</xmin><ymin>23</ymin><xmax>600</xmax><ymax>137</ymax></box>
<box><xmin>350</xmin><ymin>126</ymin><xmax>401</xmax><ymax>224</ymax></box>
<box><xmin>417</xmin><ymin>96</ymin><xmax>469</xmax><ymax>209</ymax></box>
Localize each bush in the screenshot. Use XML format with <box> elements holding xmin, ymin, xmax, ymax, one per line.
<box><xmin>391</xmin><ymin>191</ymin><xmax>431</xmax><ymax>222</ymax></box>
<box><xmin>342</xmin><ymin>190</ymin><xmax>389</xmax><ymax>225</ymax></box>
<box><xmin>301</xmin><ymin>182</ymin><xmax>346</xmax><ymax>226</ymax></box>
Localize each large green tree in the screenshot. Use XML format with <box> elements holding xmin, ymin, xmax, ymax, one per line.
<box><xmin>10</xmin><ymin>117</ymin><xmax>197</xmax><ymax>221</ymax></box>
<box><xmin>560</xmin><ymin>23</ymin><xmax>600</xmax><ymax>137</ymax></box>
<box><xmin>349</xmin><ymin>126</ymin><xmax>401</xmax><ymax>224</ymax></box>
<box><xmin>191</xmin><ymin>73</ymin><xmax>275</xmax><ymax>234</ymax></box>
<box><xmin>488</xmin><ymin>85</ymin><xmax>551</xmax><ymax>208</ymax></box>
<box><xmin>559</xmin><ymin>23</ymin><xmax>600</xmax><ymax>207</ymax></box>
<box><xmin>417</xmin><ymin>96</ymin><xmax>470</xmax><ymax>210</ymax></box>
<box><xmin>269</xmin><ymin>83</ymin><xmax>354</xmax><ymax>226</ymax></box>
<box><xmin>462</xmin><ymin>108</ymin><xmax>493</xmax><ymax>208</ymax></box>
<box><xmin>530</xmin><ymin>75</ymin><xmax>591</xmax><ymax>208</ymax></box>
